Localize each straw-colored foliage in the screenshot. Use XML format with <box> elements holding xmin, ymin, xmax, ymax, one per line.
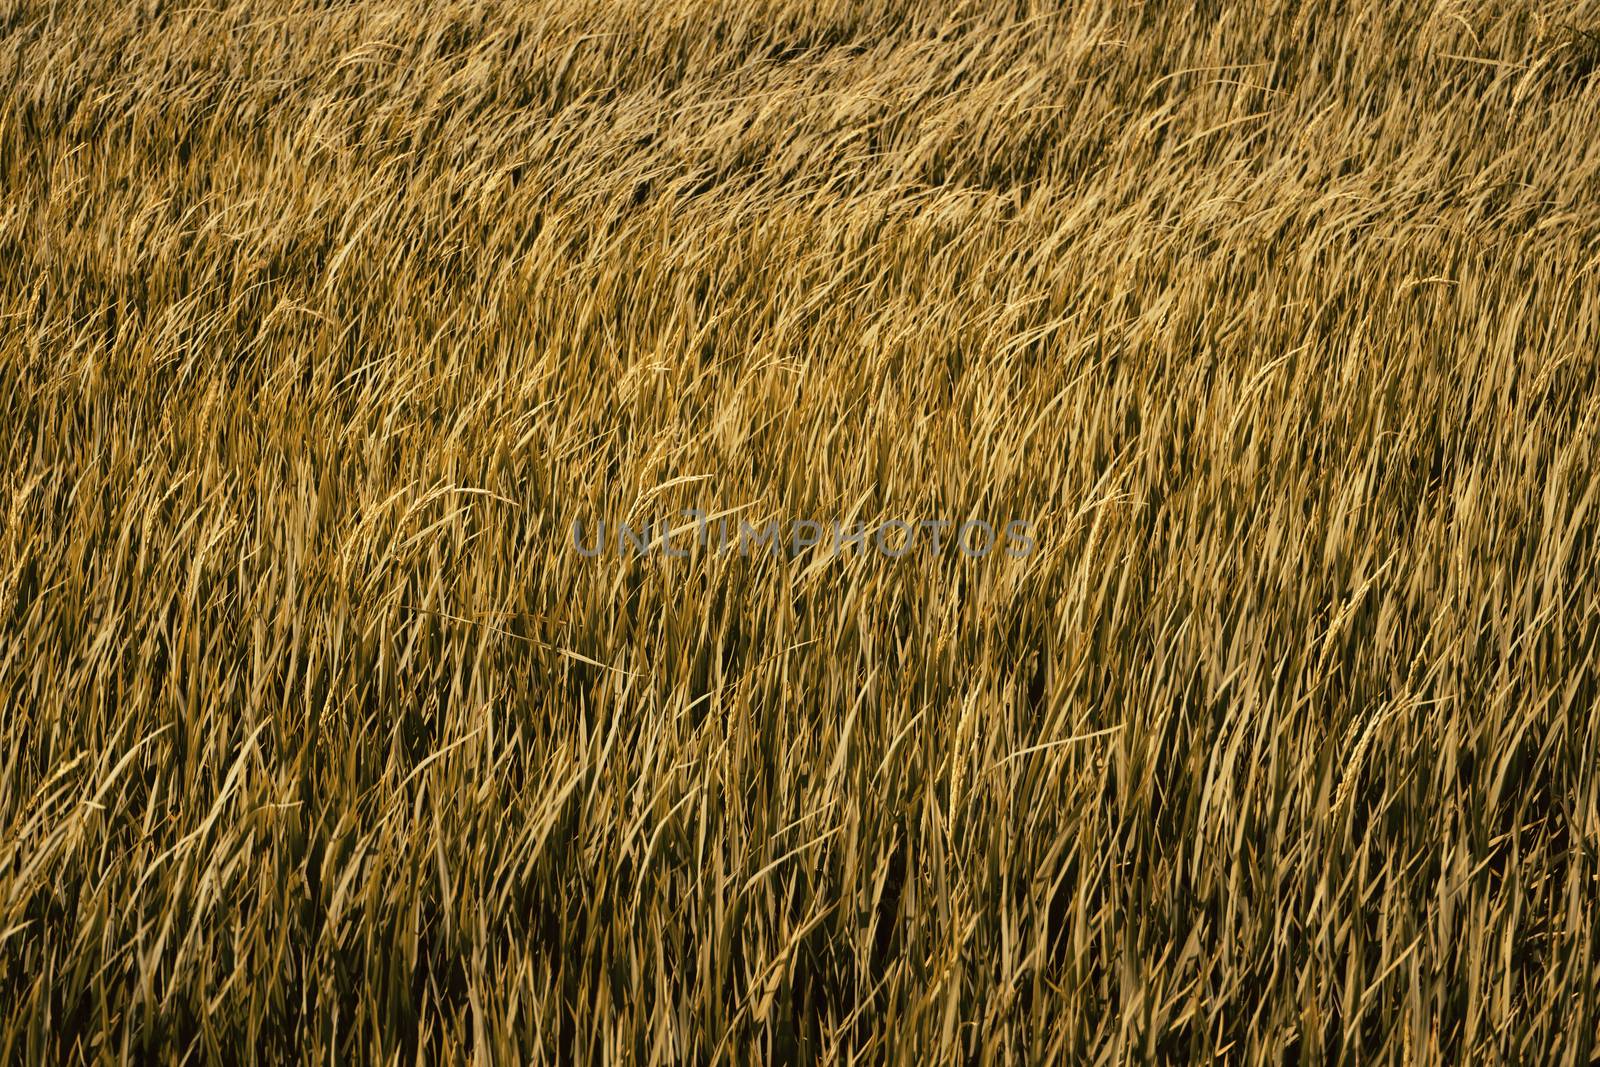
<box><xmin>3</xmin><ymin>0</ymin><xmax>1599</xmax><ymax>1061</ymax></box>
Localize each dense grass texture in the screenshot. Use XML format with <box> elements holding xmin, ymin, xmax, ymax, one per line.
<box><xmin>4</xmin><ymin>0</ymin><xmax>1600</xmax><ymax>1062</ymax></box>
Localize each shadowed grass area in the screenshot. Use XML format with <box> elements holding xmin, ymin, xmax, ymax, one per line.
<box><xmin>2</xmin><ymin>0</ymin><xmax>1599</xmax><ymax>1061</ymax></box>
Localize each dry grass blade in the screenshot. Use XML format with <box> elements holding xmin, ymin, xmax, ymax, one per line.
<box><xmin>3</xmin><ymin>0</ymin><xmax>1599</xmax><ymax>1062</ymax></box>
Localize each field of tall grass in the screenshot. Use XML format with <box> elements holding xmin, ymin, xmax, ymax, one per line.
<box><xmin>3</xmin><ymin>0</ymin><xmax>1599</xmax><ymax>1061</ymax></box>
